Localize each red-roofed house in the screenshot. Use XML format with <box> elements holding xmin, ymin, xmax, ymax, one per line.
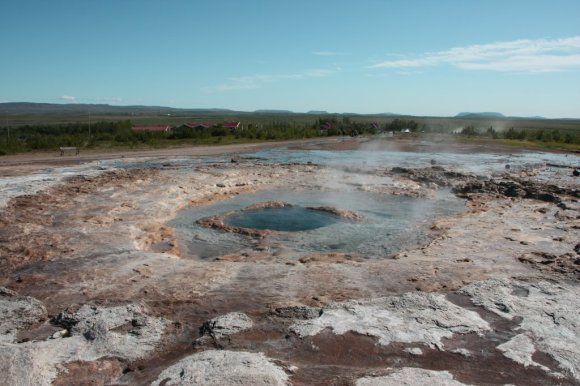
<box><xmin>319</xmin><ymin>121</ymin><xmax>338</xmax><ymax>135</ymax></box>
<box><xmin>223</xmin><ymin>121</ymin><xmax>241</xmax><ymax>130</ymax></box>
<box><xmin>185</xmin><ymin>122</ymin><xmax>213</xmax><ymax>129</ymax></box>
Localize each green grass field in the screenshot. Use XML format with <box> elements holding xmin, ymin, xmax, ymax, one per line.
<box><xmin>1</xmin><ymin>106</ymin><xmax>579</xmax><ymax>155</ymax></box>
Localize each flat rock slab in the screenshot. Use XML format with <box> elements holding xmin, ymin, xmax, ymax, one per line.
<box><xmin>197</xmin><ymin>312</ymin><xmax>253</xmax><ymax>343</ymax></box>
<box><xmin>0</xmin><ymin>287</ymin><xmax>47</xmax><ymax>343</ymax></box>
<box><xmin>460</xmin><ymin>278</ymin><xmax>580</xmax><ymax>381</ymax></box>
<box><xmin>356</xmin><ymin>367</ymin><xmax>469</xmax><ymax>386</ymax></box>
<box><xmin>151</xmin><ymin>350</ymin><xmax>288</xmax><ymax>386</ymax></box>
<box><xmin>0</xmin><ymin>303</ymin><xmax>167</xmax><ymax>386</ymax></box>
<box><xmin>290</xmin><ymin>292</ymin><xmax>490</xmax><ymax>349</ymax></box>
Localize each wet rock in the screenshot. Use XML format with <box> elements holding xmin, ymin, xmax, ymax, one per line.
<box><xmin>196</xmin><ymin>214</ymin><xmax>270</xmax><ymax>238</ymax></box>
<box><xmin>453</xmin><ymin>177</ymin><xmax>577</xmax><ymax>203</ymax></box>
<box><xmin>532</xmin><ymin>192</ymin><xmax>561</xmax><ymax>203</ymax></box>
<box><xmin>151</xmin><ymin>350</ymin><xmax>288</xmax><ymax>386</ymax></box>
<box><xmin>243</xmin><ymin>200</ymin><xmax>291</xmax><ymax>211</ymax></box>
<box><xmin>518</xmin><ymin>252</ymin><xmax>580</xmax><ymax>279</ymax></box>
<box><xmin>503</xmin><ymin>182</ymin><xmax>527</xmax><ymax>198</ymax></box>
<box><xmin>0</xmin><ymin>287</ymin><xmax>47</xmax><ymax>343</ymax></box>
<box><xmin>307</xmin><ymin>206</ymin><xmax>364</xmax><ymax>221</ymax></box>
<box><xmin>271</xmin><ymin>305</ymin><xmax>322</xmax><ymax>320</ymax></box>
<box><xmin>290</xmin><ymin>292</ymin><xmax>489</xmax><ymax>349</ymax></box>
<box><xmin>356</xmin><ymin>367</ymin><xmax>469</xmax><ymax>386</ymax></box>
<box><xmin>390</xmin><ymin>167</ymin><xmax>468</xmax><ymax>187</ymax></box>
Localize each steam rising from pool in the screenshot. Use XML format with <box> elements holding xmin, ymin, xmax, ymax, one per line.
<box><xmin>170</xmin><ymin>190</ymin><xmax>466</xmax><ymax>260</ymax></box>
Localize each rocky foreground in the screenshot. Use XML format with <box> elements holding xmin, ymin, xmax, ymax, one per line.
<box><xmin>0</xmin><ymin>154</ymin><xmax>579</xmax><ymax>385</ymax></box>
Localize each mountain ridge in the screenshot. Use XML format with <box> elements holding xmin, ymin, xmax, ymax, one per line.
<box><xmin>456</xmin><ymin>112</ymin><xmax>505</xmax><ymax>118</ymax></box>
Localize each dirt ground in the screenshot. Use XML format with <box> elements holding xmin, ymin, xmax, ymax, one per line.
<box><xmin>0</xmin><ymin>138</ymin><xmax>348</xmax><ymax>177</ymax></box>
<box><xmin>0</xmin><ymin>137</ymin><xmax>579</xmax><ymax>385</ymax></box>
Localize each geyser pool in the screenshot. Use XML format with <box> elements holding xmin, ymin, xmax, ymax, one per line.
<box><xmin>225</xmin><ymin>206</ymin><xmax>341</xmax><ymax>232</ymax></box>
<box><xmin>169</xmin><ymin>190</ymin><xmax>465</xmax><ymax>259</ymax></box>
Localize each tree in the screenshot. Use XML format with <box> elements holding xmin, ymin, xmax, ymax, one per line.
<box><xmin>461</xmin><ymin>126</ymin><xmax>478</xmax><ymax>136</ymax></box>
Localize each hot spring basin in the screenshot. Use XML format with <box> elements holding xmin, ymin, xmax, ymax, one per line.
<box><xmin>225</xmin><ymin>206</ymin><xmax>341</xmax><ymax>232</ymax></box>
<box><xmin>170</xmin><ymin>190</ymin><xmax>466</xmax><ymax>259</ymax></box>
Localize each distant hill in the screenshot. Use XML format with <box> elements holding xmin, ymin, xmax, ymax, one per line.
<box><xmin>1</xmin><ymin>103</ymin><xmax>575</xmax><ymax>122</ymax></box>
<box><xmin>456</xmin><ymin>112</ymin><xmax>505</xmax><ymax>118</ymax></box>
<box><xmin>0</xmin><ymin>102</ymin><xmax>235</xmax><ymax>116</ymax></box>
<box><xmin>376</xmin><ymin>112</ymin><xmax>404</xmax><ymax>117</ymax></box>
<box><xmin>253</xmin><ymin>109</ymin><xmax>294</xmax><ymax>114</ymax></box>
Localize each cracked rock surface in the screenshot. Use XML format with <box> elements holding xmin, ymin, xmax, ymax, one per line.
<box><xmin>356</xmin><ymin>367</ymin><xmax>469</xmax><ymax>386</ymax></box>
<box><xmin>0</xmin><ymin>287</ymin><xmax>47</xmax><ymax>343</ymax></box>
<box><xmin>0</xmin><ymin>302</ymin><xmax>166</xmax><ymax>386</ymax></box>
<box><xmin>197</xmin><ymin>312</ymin><xmax>253</xmax><ymax>344</ymax></box>
<box><xmin>460</xmin><ymin>278</ymin><xmax>580</xmax><ymax>381</ymax></box>
<box><xmin>290</xmin><ymin>292</ymin><xmax>489</xmax><ymax>349</ymax></box>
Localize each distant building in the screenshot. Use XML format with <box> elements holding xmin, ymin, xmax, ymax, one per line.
<box><xmin>132</xmin><ymin>125</ymin><xmax>172</xmax><ymax>132</ymax></box>
<box><xmin>223</xmin><ymin>121</ymin><xmax>241</xmax><ymax>130</ymax></box>
<box><xmin>319</xmin><ymin>121</ymin><xmax>338</xmax><ymax>135</ymax></box>
<box><xmin>133</xmin><ymin>121</ymin><xmax>242</xmax><ymax>133</ymax></box>
<box><xmin>174</xmin><ymin>122</ymin><xmax>240</xmax><ymax>130</ymax></box>
<box><xmin>177</xmin><ymin>122</ymin><xmax>213</xmax><ymax>130</ymax></box>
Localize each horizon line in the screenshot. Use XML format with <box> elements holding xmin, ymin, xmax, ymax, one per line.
<box><xmin>0</xmin><ymin>101</ymin><xmax>578</xmax><ymax>120</ymax></box>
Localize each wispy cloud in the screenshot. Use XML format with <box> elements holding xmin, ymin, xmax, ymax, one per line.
<box><xmin>59</xmin><ymin>96</ymin><xmax>122</xmax><ymax>103</ymax></box>
<box><xmin>60</xmin><ymin>95</ymin><xmax>77</xmax><ymax>101</ymax></box>
<box><xmin>211</xmin><ymin>66</ymin><xmax>341</xmax><ymax>92</ymax></box>
<box><xmin>370</xmin><ymin>36</ymin><xmax>580</xmax><ymax>73</ymax></box>
<box><xmin>91</xmin><ymin>97</ymin><xmax>123</xmax><ymax>103</ymax></box>
<box><xmin>303</xmin><ymin>68</ymin><xmax>340</xmax><ymax>77</ymax></box>
<box><xmin>313</xmin><ymin>51</ymin><xmax>350</xmax><ymax>57</ymax></box>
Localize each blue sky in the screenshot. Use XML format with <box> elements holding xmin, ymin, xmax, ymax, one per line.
<box><xmin>1</xmin><ymin>0</ymin><xmax>580</xmax><ymax>117</ymax></box>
